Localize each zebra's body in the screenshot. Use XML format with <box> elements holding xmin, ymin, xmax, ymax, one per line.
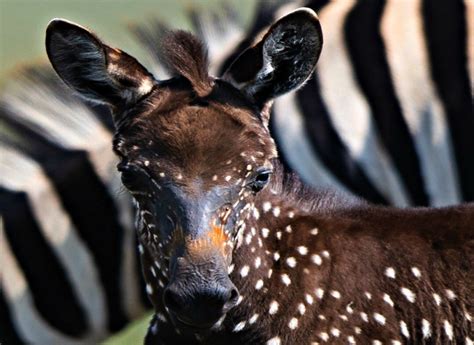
<box><xmin>219</xmin><ymin>0</ymin><xmax>473</xmax><ymax>207</ymax></box>
<box><xmin>0</xmin><ymin>0</ymin><xmax>472</xmax><ymax>343</ymax></box>
<box><xmin>0</xmin><ymin>72</ymin><xmax>147</xmax><ymax>343</ymax></box>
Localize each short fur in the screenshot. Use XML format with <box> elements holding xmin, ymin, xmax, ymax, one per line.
<box><xmin>45</xmin><ymin>9</ymin><xmax>473</xmax><ymax>345</ymax></box>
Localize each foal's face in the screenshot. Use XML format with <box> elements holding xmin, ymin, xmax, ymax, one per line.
<box><xmin>46</xmin><ymin>8</ymin><xmax>322</xmax><ymax>331</ymax></box>
<box><xmin>114</xmin><ymin>82</ymin><xmax>276</xmax><ymax>328</ymax></box>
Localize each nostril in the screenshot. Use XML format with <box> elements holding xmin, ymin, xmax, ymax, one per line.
<box><xmin>229</xmin><ymin>288</ymin><xmax>239</xmax><ymax>303</ymax></box>
<box><xmin>223</xmin><ymin>287</ymin><xmax>240</xmax><ymax>312</ymax></box>
<box><xmin>163</xmin><ymin>289</ymin><xmax>182</xmax><ymax>313</ymax></box>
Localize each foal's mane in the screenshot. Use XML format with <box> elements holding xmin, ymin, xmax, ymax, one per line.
<box><xmin>268</xmin><ymin>161</ymin><xmax>365</xmax><ymax>215</ymax></box>
<box><xmin>161</xmin><ymin>31</ymin><xmax>213</xmax><ymax>97</ymax></box>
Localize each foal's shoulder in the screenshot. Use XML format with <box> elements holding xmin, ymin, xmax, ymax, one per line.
<box><xmin>320</xmin><ymin>201</ymin><xmax>474</xmax><ymax>250</ymax></box>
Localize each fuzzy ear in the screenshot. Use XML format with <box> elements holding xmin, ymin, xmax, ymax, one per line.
<box><xmin>46</xmin><ymin>19</ymin><xmax>156</xmax><ymax>110</ymax></box>
<box><xmin>223</xmin><ymin>8</ymin><xmax>322</xmax><ymax>108</ymax></box>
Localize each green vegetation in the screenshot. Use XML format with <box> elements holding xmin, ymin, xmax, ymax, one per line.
<box><xmin>0</xmin><ymin>0</ymin><xmax>256</xmax><ymax>81</ymax></box>
<box><xmin>103</xmin><ymin>313</ymin><xmax>152</xmax><ymax>345</ymax></box>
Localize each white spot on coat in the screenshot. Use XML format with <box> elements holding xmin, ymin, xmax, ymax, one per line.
<box><xmin>400</xmin><ymin>287</ymin><xmax>416</xmax><ymax>303</ymax></box>
<box><xmin>232</xmin><ymin>321</ymin><xmax>246</xmax><ymax>332</ymax></box>
<box><xmin>297</xmin><ymin>246</ymin><xmax>308</xmax><ymax>255</ymax></box>
<box><xmin>298</xmin><ymin>303</ymin><xmax>306</xmax><ymax>315</ymax></box>
<box><xmin>444</xmin><ymin>320</ymin><xmax>453</xmax><ymax>340</ymax></box>
<box><xmin>288</xmin><ymin>317</ymin><xmax>298</xmax><ymax>330</ymax></box>
<box><xmin>422</xmin><ymin>319</ymin><xmax>431</xmax><ymax>338</ymax></box>
<box><xmin>411</xmin><ymin>267</ymin><xmax>421</xmax><ymax>278</ymax></box>
<box><xmin>262</xmin><ymin>202</ymin><xmax>272</xmax><ymax>212</ymax></box>
<box><xmin>269</xmin><ymin>301</ymin><xmax>279</xmax><ymax>314</ymax></box>
<box><xmin>286</xmin><ymin>257</ymin><xmax>297</xmax><ymax>267</ymax></box>
<box><xmin>255</xmin><ymin>257</ymin><xmax>261</xmax><ymax>269</ymax></box>
<box><xmin>266</xmin><ymin>336</ymin><xmax>281</xmax><ymax>345</ymax></box>
<box><xmin>240</xmin><ymin>265</ymin><xmax>250</xmax><ymax>277</ymax></box>
<box><xmin>445</xmin><ymin>289</ymin><xmax>457</xmax><ymax>300</ymax></box>
<box><xmin>400</xmin><ymin>320</ymin><xmax>410</xmax><ymax>338</ymax></box>
<box><xmin>249</xmin><ymin>313</ymin><xmax>259</xmax><ymax>324</ymax></box>
<box><xmin>383</xmin><ymin>293</ymin><xmax>394</xmax><ymax>307</ymax></box>
<box><xmin>319</xmin><ymin>332</ymin><xmax>329</xmax><ymax>341</ymax></box>
<box><xmin>281</xmin><ymin>274</ymin><xmax>291</xmax><ymax>286</ymax></box>
<box><xmin>374</xmin><ymin>313</ymin><xmax>386</xmax><ymax>325</ymax></box>
<box><xmin>385</xmin><ymin>267</ymin><xmax>396</xmax><ymax>279</ymax></box>
<box><xmin>433</xmin><ymin>293</ymin><xmax>442</xmax><ymax>306</ymax></box>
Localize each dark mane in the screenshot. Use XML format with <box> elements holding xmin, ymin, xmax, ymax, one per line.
<box><xmin>161</xmin><ymin>30</ymin><xmax>213</xmax><ymax>96</ymax></box>
<box><xmin>269</xmin><ymin>160</ymin><xmax>366</xmax><ymax>214</ymax></box>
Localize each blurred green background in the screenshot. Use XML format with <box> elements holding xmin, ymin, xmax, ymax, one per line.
<box><xmin>0</xmin><ymin>0</ymin><xmax>256</xmax><ymax>343</ymax></box>
<box><xmin>0</xmin><ymin>0</ymin><xmax>257</xmax><ymax>82</ymax></box>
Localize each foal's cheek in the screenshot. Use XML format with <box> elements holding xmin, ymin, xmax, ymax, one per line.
<box><xmin>223</xmin><ymin>251</ymin><xmax>233</xmax><ymax>267</ymax></box>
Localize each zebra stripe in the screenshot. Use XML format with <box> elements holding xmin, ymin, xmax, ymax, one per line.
<box><xmin>316</xmin><ymin>0</ymin><xmax>408</xmax><ymax>206</ymax></box>
<box><xmin>296</xmin><ymin>75</ymin><xmax>390</xmax><ymax>204</ymax></box>
<box><xmin>272</xmin><ymin>92</ymin><xmax>350</xmax><ymax>194</ymax></box>
<box><xmin>468</xmin><ymin>0</ymin><xmax>474</xmax><ymax>91</ymax></box>
<box><xmin>381</xmin><ymin>0</ymin><xmax>461</xmax><ymax>206</ymax></box>
<box><xmin>1</xmin><ymin>218</ymin><xmax>87</xmax><ymax>344</ymax></box>
<box><xmin>0</xmin><ymin>289</ymin><xmax>23</xmax><ymax>344</ymax></box>
<box><xmin>0</xmin><ymin>145</ymin><xmax>109</xmax><ymax>338</ymax></box>
<box><xmin>1</xmin><ymin>70</ymin><xmax>147</xmax><ymax>341</ymax></box>
<box><xmin>421</xmin><ymin>0</ymin><xmax>474</xmax><ymax>202</ymax></box>
<box><xmin>344</xmin><ymin>0</ymin><xmax>430</xmax><ymax>206</ymax></box>
<box><xmin>1</xmin><ymin>108</ymin><xmax>129</xmax><ymax>332</ymax></box>
<box><xmin>215</xmin><ymin>0</ymin><xmax>472</xmax><ymax>206</ymax></box>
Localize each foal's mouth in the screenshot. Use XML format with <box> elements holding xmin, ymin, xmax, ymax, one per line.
<box><xmin>172</xmin><ymin>313</ymin><xmax>226</xmax><ymax>332</ymax></box>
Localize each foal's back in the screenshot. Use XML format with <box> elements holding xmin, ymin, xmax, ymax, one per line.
<box><xmin>296</xmin><ymin>202</ymin><xmax>474</xmax><ymax>342</ymax></box>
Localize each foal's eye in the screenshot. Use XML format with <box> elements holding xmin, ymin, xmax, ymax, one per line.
<box><xmin>250</xmin><ymin>168</ymin><xmax>272</xmax><ymax>193</ymax></box>
<box><xmin>117</xmin><ymin>163</ymin><xmax>144</xmax><ymax>190</ymax></box>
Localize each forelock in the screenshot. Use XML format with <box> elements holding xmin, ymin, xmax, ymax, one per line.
<box><xmin>161</xmin><ymin>30</ymin><xmax>213</xmax><ymax>97</ymax></box>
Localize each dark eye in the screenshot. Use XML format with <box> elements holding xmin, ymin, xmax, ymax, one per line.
<box><xmin>117</xmin><ymin>163</ymin><xmax>143</xmax><ymax>190</ymax></box>
<box><xmin>251</xmin><ymin>169</ymin><xmax>272</xmax><ymax>193</ymax></box>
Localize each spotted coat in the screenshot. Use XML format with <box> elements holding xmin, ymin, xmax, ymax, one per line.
<box><xmin>44</xmin><ymin>8</ymin><xmax>474</xmax><ymax>345</ymax></box>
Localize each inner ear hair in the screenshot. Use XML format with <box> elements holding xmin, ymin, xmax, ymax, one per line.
<box><xmin>223</xmin><ymin>8</ymin><xmax>323</xmax><ymax>108</ymax></box>
<box><xmin>46</xmin><ymin>18</ymin><xmax>156</xmax><ymax>110</ymax></box>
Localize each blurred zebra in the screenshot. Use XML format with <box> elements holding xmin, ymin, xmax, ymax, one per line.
<box><xmin>0</xmin><ymin>0</ymin><xmax>472</xmax><ymax>343</ymax></box>
<box><xmin>203</xmin><ymin>0</ymin><xmax>473</xmax><ymax>207</ymax></box>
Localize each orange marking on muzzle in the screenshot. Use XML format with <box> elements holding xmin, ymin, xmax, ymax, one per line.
<box><xmin>187</xmin><ymin>225</ymin><xmax>230</xmax><ymax>257</ymax></box>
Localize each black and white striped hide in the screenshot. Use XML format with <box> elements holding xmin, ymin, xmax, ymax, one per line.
<box><xmin>215</xmin><ymin>0</ymin><xmax>474</xmax><ymax>207</ymax></box>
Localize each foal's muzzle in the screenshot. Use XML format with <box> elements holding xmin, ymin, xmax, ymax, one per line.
<box><xmin>163</xmin><ymin>257</ymin><xmax>239</xmax><ymax>329</ymax></box>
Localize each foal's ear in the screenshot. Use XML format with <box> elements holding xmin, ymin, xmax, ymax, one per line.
<box><xmin>46</xmin><ymin>19</ymin><xmax>156</xmax><ymax>110</ymax></box>
<box><xmin>223</xmin><ymin>8</ymin><xmax>322</xmax><ymax>108</ymax></box>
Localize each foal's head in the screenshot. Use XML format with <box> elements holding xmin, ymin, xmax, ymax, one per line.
<box><xmin>46</xmin><ymin>9</ymin><xmax>322</xmax><ymax>331</ymax></box>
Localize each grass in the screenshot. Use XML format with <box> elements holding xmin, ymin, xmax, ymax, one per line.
<box><xmin>102</xmin><ymin>313</ymin><xmax>152</xmax><ymax>345</ymax></box>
